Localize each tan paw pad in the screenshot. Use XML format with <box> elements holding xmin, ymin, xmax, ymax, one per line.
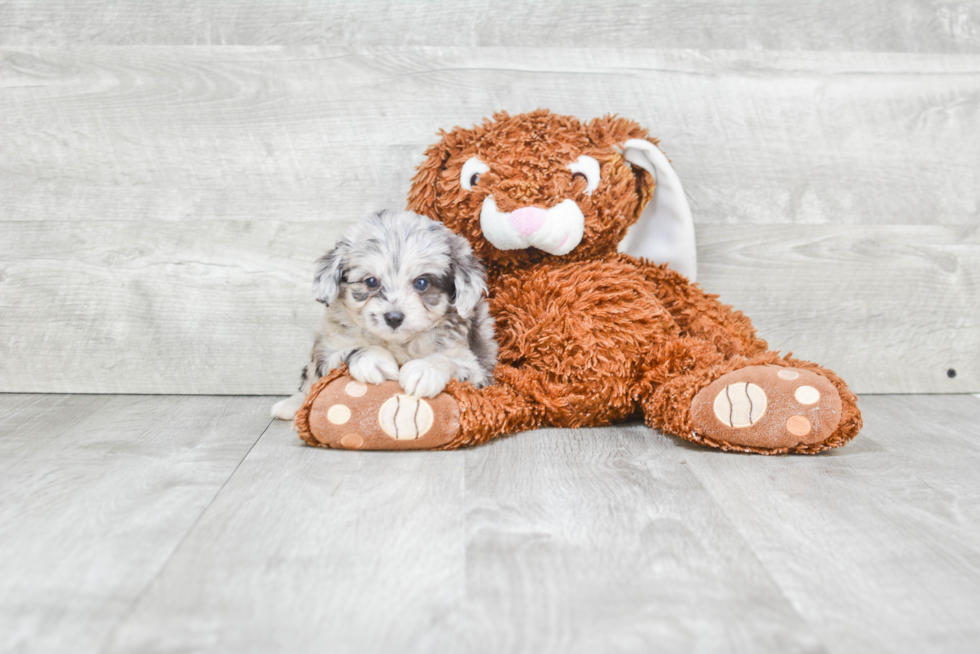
<box><xmin>345</xmin><ymin>381</ymin><xmax>368</xmax><ymax>397</ymax></box>
<box><xmin>378</xmin><ymin>395</ymin><xmax>435</xmax><ymax>440</ymax></box>
<box><xmin>340</xmin><ymin>433</ymin><xmax>364</xmax><ymax>449</ymax></box>
<box><xmin>303</xmin><ymin>376</ymin><xmax>461</xmax><ymax>450</ymax></box>
<box><xmin>326</xmin><ymin>404</ymin><xmax>351</xmax><ymax>425</ymax></box>
<box><xmin>691</xmin><ymin>365</ymin><xmax>843</xmax><ymax>450</ymax></box>
<box><xmin>785</xmin><ymin>415</ymin><xmax>812</xmax><ymax>437</ymax></box>
<box><xmin>794</xmin><ymin>385</ymin><xmax>820</xmax><ymax>405</ymax></box>
<box><xmin>712</xmin><ymin>382</ymin><xmax>768</xmax><ymax>428</ymax></box>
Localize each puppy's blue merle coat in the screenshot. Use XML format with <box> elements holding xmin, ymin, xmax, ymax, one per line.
<box><xmin>272</xmin><ymin>210</ymin><xmax>496</xmax><ymax>420</ymax></box>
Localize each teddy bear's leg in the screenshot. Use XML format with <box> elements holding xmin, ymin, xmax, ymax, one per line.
<box><xmin>637</xmin><ymin>340</ymin><xmax>862</xmax><ymax>454</ymax></box>
<box><xmin>294</xmin><ymin>366</ymin><xmax>544</xmax><ymax>450</ymax></box>
<box><xmin>635</xmin><ymin>258</ymin><xmax>770</xmax><ymax>359</ymax></box>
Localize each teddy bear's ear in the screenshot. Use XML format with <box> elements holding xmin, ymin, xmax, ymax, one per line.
<box><xmin>407</xmin><ymin>137</ymin><xmax>450</xmax><ymax>220</ymax></box>
<box><xmin>616</xmin><ymin>139</ymin><xmax>698</xmax><ymax>281</ymax></box>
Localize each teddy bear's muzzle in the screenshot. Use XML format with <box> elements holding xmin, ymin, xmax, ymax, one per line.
<box><xmin>479</xmin><ymin>195</ymin><xmax>585</xmax><ymax>255</ymax></box>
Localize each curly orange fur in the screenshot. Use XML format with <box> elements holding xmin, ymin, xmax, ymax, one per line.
<box><xmin>403</xmin><ymin>109</ymin><xmax>862</xmax><ymax>453</ymax></box>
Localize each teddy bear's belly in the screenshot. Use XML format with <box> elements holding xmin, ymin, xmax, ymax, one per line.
<box><xmin>490</xmin><ymin>260</ymin><xmax>680</xmax><ymax>384</ymax></box>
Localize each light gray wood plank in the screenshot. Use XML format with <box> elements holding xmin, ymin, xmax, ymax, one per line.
<box><xmin>104</xmin><ymin>422</ymin><xmax>822</xmax><ymax>654</ymax></box>
<box><xmin>698</xmin><ymin>225</ymin><xmax>980</xmax><ymax>395</ymax></box>
<box><xmin>677</xmin><ymin>394</ymin><xmax>980</xmax><ymax>654</ymax></box>
<box><xmin>0</xmin><ymin>220</ymin><xmax>339</xmax><ymax>395</ymax></box>
<box><xmin>0</xmin><ymin>393</ymin><xmax>273</xmax><ymax>654</ymax></box>
<box><xmin>2</xmin><ymin>222</ymin><xmax>975</xmax><ymax>395</ymax></box>
<box><xmin>1</xmin><ymin>0</ymin><xmax>978</xmax><ymax>53</ymax></box>
<box><xmin>4</xmin><ymin>393</ymin><xmax>980</xmax><ymax>652</ymax></box>
<box><xmin>1</xmin><ymin>47</ymin><xmax>978</xmax><ymax>227</ymax></box>
<box><xmin>844</xmin><ymin>394</ymin><xmax>980</xmax><ymax>502</ymax></box>
<box><xmin>103</xmin><ymin>420</ymin><xmax>469</xmax><ymax>654</ymax></box>
<box><xmin>417</xmin><ymin>425</ymin><xmax>822</xmax><ymax>653</ymax></box>
<box><xmin>3</xmin><ymin>46</ymin><xmax>976</xmax><ymax>394</ymax></box>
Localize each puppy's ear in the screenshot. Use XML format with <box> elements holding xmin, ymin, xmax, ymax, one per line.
<box><xmin>312</xmin><ymin>241</ymin><xmax>348</xmax><ymax>306</ymax></box>
<box><xmin>447</xmin><ymin>232</ymin><xmax>487</xmax><ymax>319</ymax></box>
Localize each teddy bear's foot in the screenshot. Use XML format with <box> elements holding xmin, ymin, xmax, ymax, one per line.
<box><xmin>296</xmin><ymin>374</ymin><xmax>461</xmax><ymax>450</ymax></box>
<box><xmin>690</xmin><ymin>365</ymin><xmax>842</xmax><ymax>452</ymax></box>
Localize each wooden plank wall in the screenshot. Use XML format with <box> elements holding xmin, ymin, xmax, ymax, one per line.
<box><xmin>1</xmin><ymin>1</ymin><xmax>978</xmax><ymax>395</ymax></box>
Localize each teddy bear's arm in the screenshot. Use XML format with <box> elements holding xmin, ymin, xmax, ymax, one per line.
<box><xmin>630</xmin><ymin>255</ymin><xmax>769</xmax><ymax>358</ymax></box>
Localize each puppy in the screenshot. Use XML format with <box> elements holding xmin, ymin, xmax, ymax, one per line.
<box><xmin>271</xmin><ymin>209</ymin><xmax>496</xmax><ymax>420</ymax></box>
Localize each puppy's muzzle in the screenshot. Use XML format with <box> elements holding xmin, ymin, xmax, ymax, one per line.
<box><xmin>479</xmin><ymin>196</ymin><xmax>585</xmax><ymax>256</ymax></box>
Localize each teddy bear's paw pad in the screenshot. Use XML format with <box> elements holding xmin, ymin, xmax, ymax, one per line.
<box><xmin>304</xmin><ymin>376</ymin><xmax>460</xmax><ymax>450</ymax></box>
<box><xmin>691</xmin><ymin>366</ymin><xmax>842</xmax><ymax>450</ymax></box>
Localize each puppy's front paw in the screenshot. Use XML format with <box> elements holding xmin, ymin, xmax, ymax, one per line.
<box><xmin>348</xmin><ymin>347</ymin><xmax>400</xmax><ymax>385</ymax></box>
<box><xmin>271</xmin><ymin>393</ymin><xmax>305</xmax><ymax>420</ymax></box>
<box><xmin>399</xmin><ymin>359</ymin><xmax>451</xmax><ymax>398</ymax></box>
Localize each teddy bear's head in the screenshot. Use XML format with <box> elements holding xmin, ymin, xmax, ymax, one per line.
<box><xmin>407</xmin><ymin>109</ymin><xmax>697</xmax><ymax>279</ymax></box>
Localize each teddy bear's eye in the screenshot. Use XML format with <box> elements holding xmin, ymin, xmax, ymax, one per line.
<box><xmin>461</xmin><ymin>157</ymin><xmax>490</xmax><ymax>191</ymax></box>
<box><xmin>567</xmin><ymin>155</ymin><xmax>600</xmax><ymax>195</ymax></box>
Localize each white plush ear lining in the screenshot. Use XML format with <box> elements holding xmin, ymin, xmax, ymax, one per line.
<box><xmin>616</xmin><ymin>139</ymin><xmax>697</xmax><ymax>281</ymax></box>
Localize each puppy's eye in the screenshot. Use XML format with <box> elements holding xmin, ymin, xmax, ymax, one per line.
<box><xmin>567</xmin><ymin>155</ymin><xmax>600</xmax><ymax>194</ymax></box>
<box><xmin>364</xmin><ymin>277</ymin><xmax>379</xmax><ymax>288</ymax></box>
<box><xmin>413</xmin><ymin>277</ymin><xmax>429</xmax><ymax>292</ymax></box>
<box><xmin>460</xmin><ymin>157</ymin><xmax>490</xmax><ymax>191</ymax></box>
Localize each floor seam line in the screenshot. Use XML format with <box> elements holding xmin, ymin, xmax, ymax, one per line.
<box><xmin>96</xmin><ymin>416</ymin><xmax>275</xmax><ymax>654</ymax></box>
<box><xmin>674</xmin><ymin>447</ymin><xmax>831</xmax><ymax>653</ymax></box>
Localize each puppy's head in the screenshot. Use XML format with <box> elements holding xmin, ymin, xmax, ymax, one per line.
<box><xmin>313</xmin><ymin>210</ymin><xmax>486</xmax><ymax>344</ymax></box>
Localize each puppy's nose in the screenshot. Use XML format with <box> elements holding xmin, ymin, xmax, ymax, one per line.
<box><xmin>384</xmin><ymin>311</ymin><xmax>405</xmax><ymax>328</ymax></box>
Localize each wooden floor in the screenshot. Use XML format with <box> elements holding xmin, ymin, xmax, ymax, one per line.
<box><xmin>1</xmin><ymin>393</ymin><xmax>979</xmax><ymax>654</ymax></box>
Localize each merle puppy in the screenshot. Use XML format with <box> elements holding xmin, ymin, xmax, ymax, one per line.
<box><xmin>272</xmin><ymin>209</ymin><xmax>496</xmax><ymax>420</ymax></box>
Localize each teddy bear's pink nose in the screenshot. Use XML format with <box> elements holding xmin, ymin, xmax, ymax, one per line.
<box><xmin>509</xmin><ymin>207</ymin><xmax>547</xmax><ymax>236</ymax></box>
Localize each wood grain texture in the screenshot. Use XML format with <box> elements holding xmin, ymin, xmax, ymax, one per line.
<box><xmin>678</xmin><ymin>394</ymin><xmax>980</xmax><ymax>654</ymax></box>
<box><xmin>104</xmin><ymin>420</ymin><xmax>820</xmax><ymax>654</ymax></box>
<box><xmin>2</xmin><ymin>393</ymin><xmax>979</xmax><ymax>652</ymax></box>
<box><xmin>2</xmin><ymin>46</ymin><xmax>978</xmax><ymax>226</ymax></box>
<box><xmin>418</xmin><ymin>425</ymin><xmax>822</xmax><ymax>653</ymax></box>
<box><xmin>2</xmin><ymin>222</ymin><xmax>975</xmax><ymax>394</ymax></box>
<box><xmin>88</xmin><ymin>394</ymin><xmax>980</xmax><ymax>653</ymax></box>
<box><xmin>0</xmin><ymin>393</ymin><xmax>273</xmax><ymax>654</ymax></box>
<box><xmin>103</xmin><ymin>419</ymin><xmax>469</xmax><ymax>654</ymax></box>
<box><xmin>1</xmin><ymin>0</ymin><xmax>979</xmax><ymax>53</ymax></box>
<box><xmin>697</xmin><ymin>225</ymin><xmax>980</xmax><ymax>394</ymax></box>
<box><xmin>862</xmin><ymin>395</ymin><xmax>980</xmax><ymax>504</ymax></box>
<box><xmin>2</xmin><ymin>6</ymin><xmax>978</xmax><ymax>396</ymax></box>
<box><xmin>0</xmin><ymin>220</ymin><xmax>340</xmax><ymax>394</ymax></box>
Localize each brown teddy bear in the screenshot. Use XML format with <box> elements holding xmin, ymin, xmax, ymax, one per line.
<box><xmin>295</xmin><ymin>110</ymin><xmax>862</xmax><ymax>454</ymax></box>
